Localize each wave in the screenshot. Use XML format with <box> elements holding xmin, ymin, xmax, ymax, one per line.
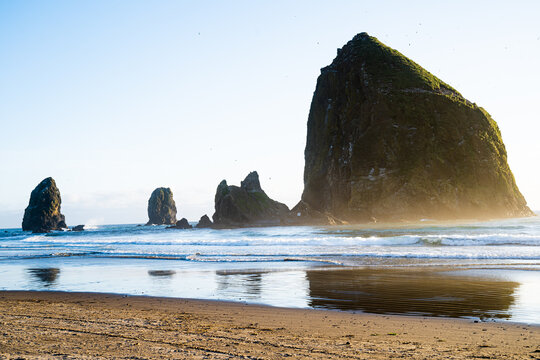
<box><xmin>3</xmin><ymin>248</ymin><xmax>540</xmax><ymax>262</ymax></box>
<box><xmin>16</xmin><ymin>233</ymin><xmax>540</xmax><ymax>247</ymax></box>
<box><xmin>3</xmin><ymin>220</ymin><xmax>540</xmax><ymax>264</ymax></box>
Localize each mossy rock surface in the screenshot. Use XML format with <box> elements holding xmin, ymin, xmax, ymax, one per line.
<box><xmin>147</xmin><ymin>187</ymin><xmax>177</xmax><ymax>225</ymax></box>
<box><xmin>301</xmin><ymin>32</ymin><xmax>532</xmax><ymax>221</ymax></box>
<box><xmin>22</xmin><ymin>177</ymin><xmax>67</xmax><ymax>233</ymax></box>
<box><xmin>213</xmin><ymin>171</ymin><xmax>289</xmax><ymax>227</ymax></box>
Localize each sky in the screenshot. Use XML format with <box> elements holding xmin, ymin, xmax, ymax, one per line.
<box><xmin>1</xmin><ymin>0</ymin><xmax>539</xmax><ymax>227</ymax></box>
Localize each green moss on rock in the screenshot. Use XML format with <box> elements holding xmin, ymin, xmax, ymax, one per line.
<box><xmin>301</xmin><ymin>32</ymin><xmax>532</xmax><ymax>221</ymax></box>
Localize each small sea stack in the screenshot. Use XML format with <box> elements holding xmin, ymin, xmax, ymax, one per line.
<box><xmin>166</xmin><ymin>218</ymin><xmax>192</xmax><ymax>229</ymax></box>
<box><xmin>147</xmin><ymin>187</ymin><xmax>177</xmax><ymax>225</ymax></box>
<box><xmin>71</xmin><ymin>225</ymin><xmax>85</xmax><ymax>232</ymax></box>
<box><xmin>299</xmin><ymin>32</ymin><xmax>533</xmax><ymax>222</ymax></box>
<box><xmin>22</xmin><ymin>177</ymin><xmax>67</xmax><ymax>233</ymax></box>
<box><xmin>195</xmin><ymin>214</ymin><xmax>213</xmax><ymax>228</ymax></box>
<box><xmin>212</xmin><ymin>171</ymin><xmax>289</xmax><ymax>227</ymax></box>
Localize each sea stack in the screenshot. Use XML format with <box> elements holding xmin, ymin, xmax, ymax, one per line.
<box><xmin>212</xmin><ymin>171</ymin><xmax>289</xmax><ymax>227</ymax></box>
<box><xmin>300</xmin><ymin>32</ymin><xmax>532</xmax><ymax>222</ymax></box>
<box><xmin>147</xmin><ymin>187</ymin><xmax>177</xmax><ymax>225</ymax></box>
<box><xmin>167</xmin><ymin>218</ymin><xmax>192</xmax><ymax>229</ymax></box>
<box><xmin>22</xmin><ymin>177</ymin><xmax>67</xmax><ymax>233</ymax></box>
<box><xmin>195</xmin><ymin>214</ymin><xmax>213</xmax><ymax>228</ymax></box>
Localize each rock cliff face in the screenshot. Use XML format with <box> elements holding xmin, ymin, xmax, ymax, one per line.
<box><xmin>213</xmin><ymin>171</ymin><xmax>289</xmax><ymax>227</ymax></box>
<box><xmin>22</xmin><ymin>177</ymin><xmax>67</xmax><ymax>233</ymax></box>
<box><xmin>147</xmin><ymin>188</ymin><xmax>177</xmax><ymax>225</ymax></box>
<box><xmin>301</xmin><ymin>32</ymin><xmax>532</xmax><ymax>222</ymax></box>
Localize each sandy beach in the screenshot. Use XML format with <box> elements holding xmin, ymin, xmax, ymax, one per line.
<box><xmin>0</xmin><ymin>291</ymin><xmax>538</xmax><ymax>359</ymax></box>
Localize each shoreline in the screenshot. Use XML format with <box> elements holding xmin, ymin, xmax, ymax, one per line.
<box><xmin>2</xmin><ymin>288</ymin><xmax>540</xmax><ymax>327</ymax></box>
<box><xmin>4</xmin><ymin>261</ymin><xmax>540</xmax><ymax>325</ymax></box>
<box><xmin>1</xmin><ymin>290</ymin><xmax>538</xmax><ymax>359</ymax></box>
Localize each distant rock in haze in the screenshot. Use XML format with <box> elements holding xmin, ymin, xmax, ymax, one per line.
<box><xmin>22</xmin><ymin>177</ymin><xmax>67</xmax><ymax>233</ymax></box>
<box><xmin>300</xmin><ymin>32</ymin><xmax>533</xmax><ymax>222</ymax></box>
<box><xmin>195</xmin><ymin>214</ymin><xmax>213</xmax><ymax>228</ymax></box>
<box><xmin>212</xmin><ymin>171</ymin><xmax>290</xmax><ymax>227</ymax></box>
<box><xmin>167</xmin><ymin>218</ymin><xmax>192</xmax><ymax>229</ymax></box>
<box><xmin>147</xmin><ymin>187</ymin><xmax>177</xmax><ymax>225</ymax></box>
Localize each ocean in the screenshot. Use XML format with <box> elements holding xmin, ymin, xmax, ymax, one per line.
<box><xmin>1</xmin><ymin>215</ymin><xmax>540</xmax><ymax>324</ymax></box>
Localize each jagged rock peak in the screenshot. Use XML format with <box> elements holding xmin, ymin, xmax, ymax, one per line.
<box><xmin>212</xmin><ymin>171</ymin><xmax>289</xmax><ymax>227</ymax></box>
<box><xmin>240</xmin><ymin>171</ymin><xmax>262</xmax><ymax>192</ymax></box>
<box><xmin>300</xmin><ymin>32</ymin><xmax>532</xmax><ymax>222</ymax></box>
<box><xmin>22</xmin><ymin>177</ymin><xmax>67</xmax><ymax>233</ymax></box>
<box><xmin>147</xmin><ymin>187</ymin><xmax>177</xmax><ymax>225</ymax></box>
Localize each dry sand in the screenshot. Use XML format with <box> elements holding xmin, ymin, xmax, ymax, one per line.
<box><xmin>0</xmin><ymin>291</ymin><xmax>538</xmax><ymax>359</ymax></box>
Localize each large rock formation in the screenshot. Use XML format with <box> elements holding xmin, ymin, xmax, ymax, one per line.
<box><xmin>213</xmin><ymin>171</ymin><xmax>290</xmax><ymax>227</ymax></box>
<box><xmin>22</xmin><ymin>177</ymin><xmax>67</xmax><ymax>233</ymax></box>
<box><xmin>147</xmin><ymin>187</ymin><xmax>177</xmax><ymax>225</ymax></box>
<box><xmin>300</xmin><ymin>32</ymin><xmax>532</xmax><ymax>222</ymax></box>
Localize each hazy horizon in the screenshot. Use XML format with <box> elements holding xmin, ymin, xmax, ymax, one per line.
<box><xmin>2</xmin><ymin>1</ymin><xmax>540</xmax><ymax>228</ymax></box>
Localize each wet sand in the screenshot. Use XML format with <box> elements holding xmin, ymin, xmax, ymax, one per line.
<box><xmin>0</xmin><ymin>291</ymin><xmax>538</xmax><ymax>359</ymax></box>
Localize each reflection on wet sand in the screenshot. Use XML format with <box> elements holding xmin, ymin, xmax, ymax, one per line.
<box><xmin>306</xmin><ymin>268</ymin><xmax>518</xmax><ymax>320</ymax></box>
<box><xmin>148</xmin><ymin>270</ymin><xmax>176</xmax><ymax>277</ymax></box>
<box><xmin>27</xmin><ymin>268</ymin><xmax>60</xmax><ymax>287</ymax></box>
<box><xmin>216</xmin><ymin>271</ymin><xmax>263</xmax><ymax>299</ymax></box>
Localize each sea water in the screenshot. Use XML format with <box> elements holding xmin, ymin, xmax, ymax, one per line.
<box><xmin>1</xmin><ymin>215</ymin><xmax>540</xmax><ymax>324</ymax></box>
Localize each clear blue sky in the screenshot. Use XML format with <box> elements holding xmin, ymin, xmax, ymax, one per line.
<box><xmin>1</xmin><ymin>0</ymin><xmax>539</xmax><ymax>227</ymax></box>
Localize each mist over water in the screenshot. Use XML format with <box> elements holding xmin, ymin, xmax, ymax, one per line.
<box><xmin>1</xmin><ymin>216</ymin><xmax>540</xmax><ymax>324</ymax></box>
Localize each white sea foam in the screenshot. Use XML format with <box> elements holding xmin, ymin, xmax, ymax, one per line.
<box><xmin>3</xmin><ymin>217</ymin><xmax>540</xmax><ymax>262</ymax></box>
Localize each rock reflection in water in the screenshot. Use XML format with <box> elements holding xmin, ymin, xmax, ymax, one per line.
<box><xmin>216</xmin><ymin>271</ymin><xmax>263</xmax><ymax>300</ymax></box>
<box><xmin>306</xmin><ymin>269</ymin><xmax>518</xmax><ymax>320</ymax></box>
<box><xmin>27</xmin><ymin>268</ymin><xmax>60</xmax><ymax>287</ymax></box>
<box><xmin>148</xmin><ymin>270</ymin><xmax>176</xmax><ymax>277</ymax></box>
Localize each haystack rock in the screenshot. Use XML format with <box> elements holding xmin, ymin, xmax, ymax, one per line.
<box><xmin>300</xmin><ymin>32</ymin><xmax>532</xmax><ymax>222</ymax></box>
<box><xmin>146</xmin><ymin>187</ymin><xmax>177</xmax><ymax>225</ymax></box>
<box><xmin>22</xmin><ymin>177</ymin><xmax>67</xmax><ymax>233</ymax></box>
<box><xmin>212</xmin><ymin>171</ymin><xmax>289</xmax><ymax>227</ymax></box>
